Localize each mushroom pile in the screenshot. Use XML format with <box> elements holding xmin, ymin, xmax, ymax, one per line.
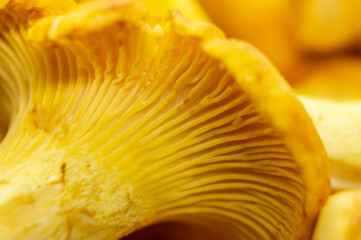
<box><xmin>0</xmin><ymin>0</ymin><xmax>357</xmax><ymax>240</ymax></box>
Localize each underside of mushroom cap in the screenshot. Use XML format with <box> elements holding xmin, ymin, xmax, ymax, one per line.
<box><xmin>0</xmin><ymin>1</ymin><xmax>329</xmax><ymax>239</ymax></box>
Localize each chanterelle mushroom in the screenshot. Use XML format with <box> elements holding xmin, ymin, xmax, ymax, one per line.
<box><xmin>293</xmin><ymin>57</ymin><xmax>361</xmax><ymax>191</ymax></box>
<box><xmin>0</xmin><ymin>0</ymin><xmax>329</xmax><ymax>239</ymax></box>
<box><xmin>312</xmin><ymin>189</ymin><xmax>361</xmax><ymax>240</ymax></box>
<box><xmin>296</xmin><ymin>0</ymin><xmax>361</xmax><ymax>53</ymax></box>
<box><xmin>75</xmin><ymin>0</ymin><xmax>210</xmax><ymax>22</ymax></box>
<box><xmin>197</xmin><ymin>0</ymin><xmax>300</xmax><ymax>76</ymax></box>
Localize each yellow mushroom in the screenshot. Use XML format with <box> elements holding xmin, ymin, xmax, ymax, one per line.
<box><xmin>0</xmin><ymin>0</ymin><xmax>329</xmax><ymax>239</ymax></box>
<box><xmin>292</xmin><ymin>56</ymin><xmax>361</xmax><ymax>191</ymax></box>
<box><xmin>182</xmin><ymin>0</ymin><xmax>361</xmax><ymax>192</ymax></box>
<box><xmin>301</xmin><ymin>97</ymin><xmax>361</xmax><ymax>191</ymax></box>
<box><xmin>292</xmin><ymin>56</ymin><xmax>361</xmax><ymax>100</ymax></box>
<box><xmin>197</xmin><ymin>0</ymin><xmax>300</xmax><ymax>75</ymax></box>
<box><xmin>74</xmin><ymin>0</ymin><xmax>210</xmax><ymax>22</ymax></box>
<box><xmin>312</xmin><ymin>189</ymin><xmax>361</xmax><ymax>240</ymax></box>
<box><xmin>0</xmin><ymin>98</ymin><xmax>10</xmax><ymax>141</ymax></box>
<box><xmin>296</xmin><ymin>0</ymin><xmax>361</xmax><ymax>53</ymax></box>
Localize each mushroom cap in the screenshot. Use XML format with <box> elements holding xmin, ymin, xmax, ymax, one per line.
<box><xmin>0</xmin><ymin>0</ymin><xmax>329</xmax><ymax>239</ymax></box>
<box><xmin>73</xmin><ymin>0</ymin><xmax>210</xmax><ymax>22</ymax></box>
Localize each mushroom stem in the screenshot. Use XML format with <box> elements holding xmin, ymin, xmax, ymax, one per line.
<box><xmin>299</xmin><ymin>95</ymin><xmax>361</xmax><ymax>190</ymax></box>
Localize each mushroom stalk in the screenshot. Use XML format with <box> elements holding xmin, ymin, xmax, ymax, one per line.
<box><xmin>299</xmin><ymin>96</ymin><xmax>361</xmax><ymax>190</ymax></box>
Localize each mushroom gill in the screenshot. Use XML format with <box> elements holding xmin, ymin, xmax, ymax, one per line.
<box><xmin>0</xmin><ymin>0</ymin><xmax>329</xmax><ymax>239</ymax></box>
<box><xmin>0</xmin><ymin>96</ymin><xmax>10</xmax><ymax>141</ymax></box>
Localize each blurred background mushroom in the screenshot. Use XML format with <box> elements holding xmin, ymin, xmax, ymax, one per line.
<box><xmin>198</xmin><ymin>0</ymin><xmax>300</xmax><ymax>76</ymax></box>
<box><xmin>296</xmin><ymin>0</ymin><xmax>361</xmax><ymax>54</ymax></box>
<box><xmin>312</xmin><ymin>189</ymin><xmax>361</xmax><ymax>240</ymax></box>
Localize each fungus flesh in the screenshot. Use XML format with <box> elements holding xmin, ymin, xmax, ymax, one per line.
<box><xmin>0</xmin><ymin>0</ymin><xmax>329</xmax><ymax>239</ymax></box>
